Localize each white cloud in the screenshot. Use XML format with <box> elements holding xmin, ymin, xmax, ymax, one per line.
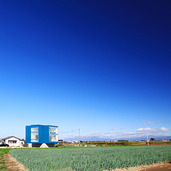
<box><xmin>160</xmin><ymin>127</ymin><xmax>169</xmax><ymax>132</ymax></box>
<box><xmin>137</xmin><ymin>128</ymin><xmax>152</xmax><ymax>131</ymax></box>
<box><xmin>137</xmin><ymin>127</ymin><xmax>169</xmax><ymax>133</ymax></box>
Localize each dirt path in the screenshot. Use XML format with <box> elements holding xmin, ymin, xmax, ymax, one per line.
<box><xmin>3</xmin><ymin>154</ymin><xmax>27</xmax><ymax>171</ymax></box>
<box><xmin>103</xmin><ymin>161</ymin><xmax>171</xmax><ymax>171</ymax></box>
<box><xmin>141</xmin><ymin>161</ymin><xmax>171</xmax><ymax>171</ymax></box>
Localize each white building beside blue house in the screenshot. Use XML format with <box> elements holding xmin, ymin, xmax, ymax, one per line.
<box><xmin>0</xmin><ymin>136</ymin><xmax>24</xmax><ymax>147</ymax></box>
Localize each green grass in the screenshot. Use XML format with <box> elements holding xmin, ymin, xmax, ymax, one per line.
<box><xmin>10</xmin><ymin>145</ymin><xmax>171</xmax><ymax>171</ymax></box>
<box><xmin>0</xmin><ymin>149</ymin><xmax>10</xmax><ymax>170</ymax></box>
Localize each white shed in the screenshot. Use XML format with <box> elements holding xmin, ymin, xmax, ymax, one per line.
<box><xmin>0</xmin><ymin>136</ymin><xmax>24</xmax><ymax>147</ymax></box>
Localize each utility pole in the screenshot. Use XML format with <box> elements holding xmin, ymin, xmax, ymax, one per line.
<box><xmin>147</xmin><ymin>133</ymin><xmax>149</xmax><ymax>146</ymax></box>
<box><xmin>78</xmin><ymin>128</ymin><xmax>80</xmax><ymax>146</ymax></box>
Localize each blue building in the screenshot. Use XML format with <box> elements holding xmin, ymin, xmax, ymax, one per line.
<box><xmin>26</xmin><ymin>124</ymin><xmax>58</xmax><ymax>147</ymax></box>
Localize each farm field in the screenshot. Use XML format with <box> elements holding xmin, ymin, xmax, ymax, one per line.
<box><xmin>10</xmin><ymin>145</ymin><xmax>171</xmax><ymax>171</ymax></box>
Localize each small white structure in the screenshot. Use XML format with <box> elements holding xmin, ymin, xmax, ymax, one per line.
<box><xmin>0</xmin><ymin>136</ymin><xmax>24</xmax><ymax>147</ymax></box>
<box><xmin>40</xmin><ymin>143</ymin><xmax>49</xmax><ymax>148</ymax></box>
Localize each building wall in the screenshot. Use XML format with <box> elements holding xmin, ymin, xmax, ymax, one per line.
<box><xmin>5</xmin><ymin>137</ymin><xmax>24</xmax><ymax>147</ymax></box>
<box><xmin>26</xmin><ymin>125</ymin><xmax>58</xmax><ymax>144</ymax></box>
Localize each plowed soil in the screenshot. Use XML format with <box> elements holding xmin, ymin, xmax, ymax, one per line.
<box><xmin>105</xmin><ymin>161</ymin><xmax>171</xmax><ymax>171</ymax></box>
<box><xmin>3</xmin><ymin>154</ymin><xmax>27</xmax><ymax>171</ymax></box>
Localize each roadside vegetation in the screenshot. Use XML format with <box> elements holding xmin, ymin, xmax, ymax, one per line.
<box><xmin>0</xmin><ymin>149</ymin><xmax>10</xmax><ymax>170</ymax></box>
<box><xmin>81</xmin><ymin>140</ymin><xmax>171</xmax><ymax>146</ymax></box>
<box><xmin>10</xmin><ymin>145</ymin><xmax>171</xmax><ymax>171</ymax></box>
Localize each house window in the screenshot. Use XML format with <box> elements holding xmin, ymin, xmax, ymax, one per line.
<box><xmin>31</xmin><ymin>127</ymin><xmax>38</xmax><ymax>142</ymax></box>
<box><xmin>8</xmin><ymin>140</ymin><xmax>17</xmax><ymax>144</ymax></box>
<box><xmin>49</xmin><ymin>126</ymin><xmax>58</xmax><ymax>142</ymax></box>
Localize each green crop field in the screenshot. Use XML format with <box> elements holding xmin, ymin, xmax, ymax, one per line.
<box><xmin>10</xmin><ymin>145</ymin><xmax>171</xmax><ymax>171</ymax></box>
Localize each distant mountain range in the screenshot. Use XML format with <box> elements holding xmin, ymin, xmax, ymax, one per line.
<box><xmin>64</xmin><ymin>135</ymin><xmax>171</xmax><ymax>142</ymax></box>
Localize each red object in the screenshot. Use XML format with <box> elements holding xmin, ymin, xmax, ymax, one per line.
<box><xmin>55</xmin><ymin>144</ymin><xmax>64</xmax><ymax>147</ymax></box>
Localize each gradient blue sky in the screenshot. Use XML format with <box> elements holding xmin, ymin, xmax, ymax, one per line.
<box><xmin>0</xmin><ymin>0</ymin><xmax>171</xmax><ymax>140</ymax></box>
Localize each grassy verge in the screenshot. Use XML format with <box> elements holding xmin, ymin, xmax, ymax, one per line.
<box><xmin>0</xmin><ymin>149</ymin><xmax>10</xmax><ymax>170</ymax></box>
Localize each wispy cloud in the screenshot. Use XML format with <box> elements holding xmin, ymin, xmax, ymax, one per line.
<box><xmin>111</xmin><ymin>128</ymin><xmax>116</xmax><ymax>130</ymax></box>
<box><xmin>120</xmin><ymin>126</ymin><xmax>126</xmax><ymax>130</ymax></box>
<box><xmin>122</xmin><ymin>132</ymin><xmax>142</xmax><ymax>136</ymax></box>
<box><xmin>143</xmin><ymin>121</ymin><xmax>160</xmax><ymax>126</ymax></box>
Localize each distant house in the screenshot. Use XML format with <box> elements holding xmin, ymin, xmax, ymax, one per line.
<box><xmin>0</xmin><ymin>136</ymin><xmax>24</xmax><ymax>147</ymax></box>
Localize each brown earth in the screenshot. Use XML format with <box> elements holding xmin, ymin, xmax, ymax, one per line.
<box><xmin>3</xmin><ymin>154</ymin><xmax>27</xmax><ymax>171</ymax></box>
<box><xmin>144</xmin><ymin>161</ymin><xmax>171</xmax><ymax>171</ymax></box>
<box><xmin>103</xmin><ymin>161</ymin><xmax>171</xmax><ymax>171</ymax></box>
<box><xmin>132</xmin><ymin>144</ymin><xmax>171</xmax><ymax>146</ymax></box>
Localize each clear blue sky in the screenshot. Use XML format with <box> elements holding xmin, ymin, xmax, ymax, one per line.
<box><xmin>0</xmin><ymin>0</ymin><xmax>171</xmax><ymax>140</ymax></box>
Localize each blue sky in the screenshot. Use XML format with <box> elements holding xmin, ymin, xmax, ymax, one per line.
<box><xmin>0</xmin><ymin>0</ymin><xmax>171</xmax><ymax>140</ymax></box>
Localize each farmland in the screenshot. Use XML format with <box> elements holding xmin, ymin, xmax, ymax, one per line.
<box><xmin>10</xmin><ymin>145</ymin><xmax>171</xmax><ymax>171</ymax></box>
<box><xmin>0</xmin><ymin>149</ymin><xmax>10</xmax><ymax>170</ymax></box>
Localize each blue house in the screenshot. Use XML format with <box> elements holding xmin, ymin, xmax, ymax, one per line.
<box><xmin>26</xmin><ymin>124</ymin><xmax>58</xmax><ymax>147</ymax></box>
